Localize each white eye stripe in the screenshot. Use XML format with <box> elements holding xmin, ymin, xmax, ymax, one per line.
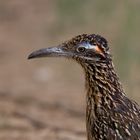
<box><xmin>79</xmin><ymin>43</ymin><xmax>96</xmax><ymax>50</ymax></box>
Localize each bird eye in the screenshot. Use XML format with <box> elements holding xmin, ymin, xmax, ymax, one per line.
<box><xmin>77</xmin><ymin>47</ymin><xmax>86</xmax><ymax>52</ymax></box>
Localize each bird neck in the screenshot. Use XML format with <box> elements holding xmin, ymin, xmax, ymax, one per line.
<box><xmin>84</xmin><ymin>60</ymin><xmax>125</xmax><ymax>100</ymax></box>
<box><xmin>83</xmin><ymin>60</ymin><xmax>126</xmax><ymax>139</ymax></box>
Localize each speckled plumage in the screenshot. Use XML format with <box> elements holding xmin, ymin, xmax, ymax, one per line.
<box><xmin>28</xmin><ymin>34</ymin><xmax>140</xmax><ymax>140</ymax></box>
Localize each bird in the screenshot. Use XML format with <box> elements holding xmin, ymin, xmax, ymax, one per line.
<box><xmin>28</xmin><ymin>34</ymin><xmax>140</xmax><ymax>140</ymax></box>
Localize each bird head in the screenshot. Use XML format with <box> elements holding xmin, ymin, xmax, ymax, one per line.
<box><xmin>28</xmin><ymin>34</ymin><xmax>111</xmax><ymax>65</ymax></box>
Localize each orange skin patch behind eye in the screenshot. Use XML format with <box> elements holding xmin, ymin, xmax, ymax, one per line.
<box><xmin>94</xmin><ymin>45</ymin><xmax>105</xmax><ymax>57</ymax></box>
<box><xmin>95</xmin><ymin>45</ymin><xmax>103</xmax><ymax>53</ymax></box>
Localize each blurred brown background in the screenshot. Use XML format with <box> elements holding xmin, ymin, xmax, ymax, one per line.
<box><xmin>0</xmin><ymin>0</ymin><xmax>140</xmax><ymax>140</ymax></box>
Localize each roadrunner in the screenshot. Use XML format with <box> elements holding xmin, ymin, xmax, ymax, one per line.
<box><xmin>28</xmin><ymin>34</ymin><xmax>140</xmax><ymax>140</ymax></box>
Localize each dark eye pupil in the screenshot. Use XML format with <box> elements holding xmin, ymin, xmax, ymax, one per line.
<box><xmin>77</xmin><ymin>47</ymin><xmax>85</xmax><ymax>52</ymax></box>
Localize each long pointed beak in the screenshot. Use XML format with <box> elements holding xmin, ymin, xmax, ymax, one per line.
<box><xmin>28</xmin><ymin>46</ymin><xmax>70</xmax><ymax>59</ymax></box>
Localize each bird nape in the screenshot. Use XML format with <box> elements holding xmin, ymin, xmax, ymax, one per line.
<box><xmin>28</xmin><ymin>34</ymin><xmax>140</xmax><ymax>140</ymax></box>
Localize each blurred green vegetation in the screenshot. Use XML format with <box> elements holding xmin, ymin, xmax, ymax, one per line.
<box><xmin>48</xmin><ymin>0</ymin><xmax>140</xmax><ymax>98</ymax></box>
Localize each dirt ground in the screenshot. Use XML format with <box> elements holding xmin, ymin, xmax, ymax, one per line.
<box><xmin>0</xmin><ymin>1</ymin><xmax>140</xmax><ymax>140</ymax></box>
